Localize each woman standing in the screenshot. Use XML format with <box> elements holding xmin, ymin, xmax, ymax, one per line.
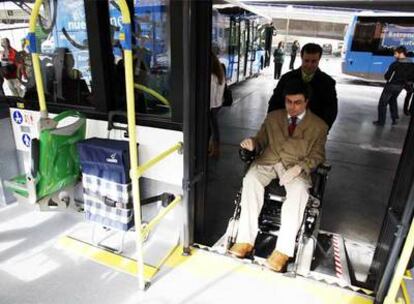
<box><xmin>289</xmin><ymin>40</ymin><xmax>300</xmax><ymax>70</ymax></box>
<box><xmin>273</xmin><ymin>41</ymin><xmax>285</xmax><ymax>79</ymax></box>
<box><xmin>209</xmin><ymin>52</ymin><xmax>225</xmax><ymax>158</ymax></box>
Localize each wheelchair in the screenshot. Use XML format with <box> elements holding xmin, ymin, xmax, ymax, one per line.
<box><xmin>226</xmin><ymin>148</ymin><xmax>330</xmax><ymax>275</ymax></box>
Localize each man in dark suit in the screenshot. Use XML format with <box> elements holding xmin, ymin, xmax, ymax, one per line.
<box><xmin>229</xmin><ymin>80</ymin><xmax>328</xmax><ymax>272</ymax></box>
<box><xmin>268</xmin><ymin>43</ymin><xmax>338</xmax><ymax>129</ymax></box>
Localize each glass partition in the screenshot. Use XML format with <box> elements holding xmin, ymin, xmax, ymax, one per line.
<box><xmin>109</xmin><ymin>0</ymin><xmax>171</xmax><ymax>118</ymax></box>
<box><xmin>21</xmin><ymin>0</ymin><xmax>93</xmax><ymax>107</ymax></box>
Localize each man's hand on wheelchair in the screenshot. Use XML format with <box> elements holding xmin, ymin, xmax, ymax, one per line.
<box><xmin>279</xmin><ymin>165</ymin><xmax>302</xmax><ymax>186</ymax></box>
<box><xmin>240</xmin><ymin>138</ymin><xmax>256</xmax><ymax>151</ymax></box>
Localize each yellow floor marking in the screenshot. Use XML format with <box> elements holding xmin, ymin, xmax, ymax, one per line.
<box><xmin>57</xmin><ymin>236</ymin><xmax>158</xmax><ymax>279</ymax></box>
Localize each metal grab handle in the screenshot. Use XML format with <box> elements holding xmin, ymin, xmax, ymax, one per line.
<box><xmin>135</xmin><ymin>142</ymin><xmax>183</xmax><ymax>178</ymax></box>
<box><xmin>141</xmin><ymin>195</ymin><xmax>182</xmax><ymax>239</ymax></box>
<box><xmin>53</xmin><ymin>110</ymin><xmax>85</xmax><ymax>123</ymax></box>
<box><xmin>108</xmin><ymin>111</ymin><xmax>129</xmax><ymax>137</ymax></box>
<box><xmin>239</xmin><ymin>147</ymin><xmax>257</xmax><ymax>163</ymax></box>
<box><xmin>103</xmin><ymin>196</ymin><xmax>117</xmax><ymax>208</ymax></box>
<box><xmin>134</xmin><ymin>83</ymin><xmax>170</xmax><ymax>106</ymax></box>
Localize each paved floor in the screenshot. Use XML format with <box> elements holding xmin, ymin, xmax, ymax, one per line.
<box><xmin>0</xmin><ymin>202</ymin><xmax>374</xmax><ymax>304</ymax></box>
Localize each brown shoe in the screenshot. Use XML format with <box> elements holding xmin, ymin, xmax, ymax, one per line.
<box><xmin>228</xmin><ymin>243</ymin><xmax>253</xmax><ymax>258</ymax></box>
<box><xmin>266</xmin><ymin>250</ymin><xmax>289</xmax><ymax>272</ymax></box>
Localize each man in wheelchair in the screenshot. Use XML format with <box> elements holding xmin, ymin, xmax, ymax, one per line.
<box><xmin>228</xmin><ymin>79</ymin><xmax>328</xmax><ymax>272</ymax></box>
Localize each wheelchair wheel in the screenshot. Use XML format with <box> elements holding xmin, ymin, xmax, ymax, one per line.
<box><xmin>225</xmin><ymin>190</ymin><xmax>242</xmax><ymax>250</ymax></box>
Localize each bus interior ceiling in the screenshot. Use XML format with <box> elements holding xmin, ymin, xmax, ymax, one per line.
<box><xmin>0</xmin><ymin>0</ymin><xmax>414</xmax><ymax>301</ymax></box>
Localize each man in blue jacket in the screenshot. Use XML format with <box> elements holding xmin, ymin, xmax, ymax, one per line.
<box><xmin>267</xmin><ymin>43</ymin><xmax>338</xmax><ymax>129</ymax></box>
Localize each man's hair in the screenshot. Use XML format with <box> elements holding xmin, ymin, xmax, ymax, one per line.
<box><xmin>283</xmin><ymin>79</ymin><xmax>309</xmax><ymax>100</ymax></box>
<box><xmin>300</xmin><ymin>43</ymin><xmax>323</xmax><ymax>58</ymax></box>
<box><xmin>395</xmin><ymin>46</ymin><xmax>407</xmax><ymax>56</ymax></box>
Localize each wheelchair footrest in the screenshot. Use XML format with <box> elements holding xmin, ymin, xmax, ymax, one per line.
<box><xmin>253</xmin><ymin>231</ymin><xmax>277</xmax><ymax>258</ymax></box>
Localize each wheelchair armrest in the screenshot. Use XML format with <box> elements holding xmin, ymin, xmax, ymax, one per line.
<box><xmin>316</xmin><ymin>163</ymin><xmax>331</xmax><ymax>175</ymax></box>
<box><xmin>239</xmin><ymin>148</ymin><xmax>257</xmax><ymax>164</ymax></box>
<box><xmin>310</xmin><ymin>162</ymin><xmax>331</xmax><ymax>199</ymax></box>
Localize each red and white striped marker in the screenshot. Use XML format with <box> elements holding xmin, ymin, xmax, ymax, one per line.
<box><xmin>332</xmin><ymin>234</ymin><xmax>343</xmax><ymax>278</ymax></box>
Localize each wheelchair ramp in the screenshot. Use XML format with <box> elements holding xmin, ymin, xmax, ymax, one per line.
<box><xmin>211</xmin><ymin>231</ymin><xmax>371</xmax><ymax>294</ymax></box>
<box><xmin>193</xmin><ymin>243</ymin><xmax>373</xmax><ymax>302</ymax></box>
<box><xmin>307</xmin><ymin>231</ymin><xmax>353</xmax><ymax>288</ymax></box>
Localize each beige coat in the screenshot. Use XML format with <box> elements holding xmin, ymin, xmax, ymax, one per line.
<box><xmin>253</xmin><ymin>109</ymin><xmax>328</xmax><ymax>182</ymax></box>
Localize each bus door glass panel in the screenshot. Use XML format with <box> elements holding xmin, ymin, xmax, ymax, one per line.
<box><xmin>248</xmin><ymin>20</ymin><xmax>255</xmax><ymax>76</ymax></box>
<box><xmin>229</xmin><ymin>17</ymin><xmax>239</xmax><ymax>84</ymax></box>
<box><xmin>238</xmin><ymin>19</ymin><xmax>247</xmax><ymax>80</ymax></box>
<box><xmin>244</xmin><ymin>19</ymin><xmax>251</xmax><ymax>78</ymax></box>
<box><xmin>252</xmin><ymin>22</ymin><xmax>262</xmax><ymax>74</ymax></box>
<box><xmin>212</xmin><ymin>9</ymin><xmax>230</xmax><ymax>81</ymax></box>
<box><xmin>109</xmin><ymin>0</ymin><xmax>171</xmax><ymax>118</ymax></box>
<box><xmin>256</xmin><ymin>22</ymin><xmax>266</xmax><ymax>71</ymax></box>
<box><xmin>349</xmin><ymin>18</ymin><xmax>376</xmax><ymax>75</ymax></box>
<box><xmin>24</xmin><ymin>0</ymin><xmax>93</xmax><ymax>107</ymax></box>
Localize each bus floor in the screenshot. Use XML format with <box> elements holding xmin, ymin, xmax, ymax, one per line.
<box><xmin>0</xmin><ymin>201</ymin><xmax>375</xmax><ymax>304</ymax></box>
<box><xmin>5</xmin><ymin>198</ymin><xmax>414</xmax><ymax>303</ymax></box>
<box><xmin>204</xmin><ymin>61</ymin><xmax>409</xmax><ymax>284</ymax></box>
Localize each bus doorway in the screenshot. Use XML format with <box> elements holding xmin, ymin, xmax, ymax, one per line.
<box><xmin>200</xmin><ymin>2</ymin><xmax>414</xmax><ymax>303</ymax></box>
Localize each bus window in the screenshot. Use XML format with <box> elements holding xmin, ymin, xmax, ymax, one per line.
<box><xmin>352</xmin><ymin>17</ymin><xmax>414</xmax><ymax>56</ymax></box>
<box><xmin>109</xmin><ymin>0</ymin><xmax>171</xmax><ymax>118</ymax></box>
<box><xmin>351</xmin><ymin>19</ymin><xmax>377</xmax><ymax>53</ymax></box>
<box><xmin>24</xmin><ymin>0</ymin><xmax>93</xmax><ymax>107</ymax></box>
<box><xmin>343</xmin><ymin>15</ymin><xmax>414</xmax><ymax>80</ymax></box>
<box><xmin>212</xmin><ymin>4</ymin><xmax>271</xmax><ymax>86</ymax></box>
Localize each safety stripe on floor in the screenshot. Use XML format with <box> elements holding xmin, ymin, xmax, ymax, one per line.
<box><xmin>57</xmin><ymin>235</ymin><xmax>158</xmax><ymax>279</ymax></box>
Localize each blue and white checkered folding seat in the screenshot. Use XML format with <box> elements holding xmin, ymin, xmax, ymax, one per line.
<box><xmin>77</xmin><ymin>138</ymin><xmax>134</xmax><ymax>231</ymax></box>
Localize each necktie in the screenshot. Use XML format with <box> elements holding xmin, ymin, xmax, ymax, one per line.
<box><xmin>288</xmin><ymin>116</ymin><xmax>297</xmax><ymax>136</ymax></box>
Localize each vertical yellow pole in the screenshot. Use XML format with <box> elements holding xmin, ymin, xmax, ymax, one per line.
<box><xmin>28</xmin><ymin>0</ymin><xmax>48</xmax><ymax>117</ymax></box>
<box><xmin>117</xmin><ymin>0</ymin><xmax>146</xmax><ymax>290</ymax></box>
<box><xmin>384</xmin><ymin>218</ymin><xmax>414</xmax><ymax>304</ymax></box>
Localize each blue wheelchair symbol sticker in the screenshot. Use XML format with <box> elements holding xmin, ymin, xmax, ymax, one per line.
<box><xmin>22</xmin><ymin>133</ymin><xmax>31</xmax><ymax>148</ymax></box>
<box><xmin>13</xmin><ymin>111</ymin><xmax>23</xmax><ymax>125</ymax></box>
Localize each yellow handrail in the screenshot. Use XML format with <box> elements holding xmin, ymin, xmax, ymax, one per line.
<box><xmin>135</xmin><ymin>83</ymin><xmax>170</xmax><ymax>106</ymax></box>
<box><xmin>117</xmin><ymin>0</ymin><xmax>146</xmax><ymax>291</ymax></box>
<box><xmin>400</xmin><ymin>277</ymin><xmax>410</xmax><ymax>304</ymax></box>
<box><xmin>136</xmin><ymin>142</ymin><xmax>182</xmax><ymax>177</ymax></box>
<box><xmin>384</xmin><ymin>219</ymin><xmax>414</xmax><ymax>304</ymax></box>
<box><xmin>28</xmin><ymin>0</ymin><xmax>47</xmax><ymax>116</ymax></box>
<box><xmin>141</xmin><ymin>195</ymin><xmax>182</xmax><ymax>238</ymax></box>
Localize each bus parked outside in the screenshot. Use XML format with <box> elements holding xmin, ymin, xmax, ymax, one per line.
<box><xmin>212</xmin><ymin>2</ymin><xmax>274</xmax><ymax>85</ymax></box>
<box><xmin>342</xmin><ymin>12</ymin><xmax>414</xmax><ymax>81</ymax></box>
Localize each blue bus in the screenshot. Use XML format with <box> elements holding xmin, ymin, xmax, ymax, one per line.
<box><xmin>36</xmin><ymin>0</ymin><xmax>170</xmax><ymax>114</ymax></box>
<box><xmin>41</xmin><ymin>0</ymin><xmax>169</xmax><ymax>93</ymax></box>
<box><xmin>212</xmin><ymin>3</ymin><xmax>274</xmax><ymax>85</ymax></box>
<box><xmin>342</xmin><ymin>13</ymin><xmax>414</xmax><ymax>81</ymax></box>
